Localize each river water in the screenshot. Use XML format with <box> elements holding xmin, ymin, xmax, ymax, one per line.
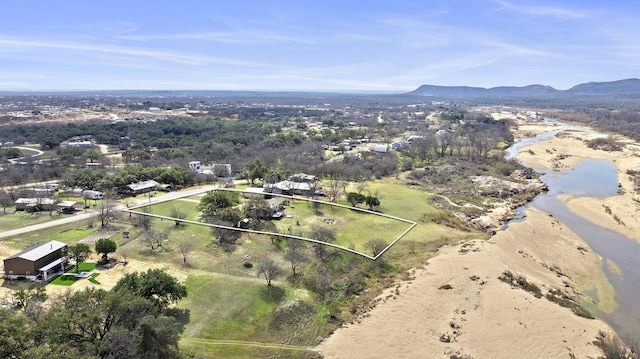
<box><xmin>505</xmin><ymin>122</ymin><xmax>640</xmax><ymax>341</ymax></box>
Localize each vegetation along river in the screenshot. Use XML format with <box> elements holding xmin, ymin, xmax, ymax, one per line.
<box><xmin>505</xmin><ymin>122</ymin><xmax>640</xmax><ymax>342</ymax></box>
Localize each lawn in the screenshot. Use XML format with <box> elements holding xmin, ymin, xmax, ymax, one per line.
<box><xmin>0</xmin><ymin>211</ymin><xmax>68</xmax><ymax>232</ymax></box>
<box><xmin>178</xmin><ymin>271</ymin><xmax>331</xmax><ymax>347</ymax></box>
<box><xmin>142</xmin><ymin>198</ymin><xmax>200</xmax><ymax>221</ymax></box>
<box><xmin>1</xmin><ymin>221</ymin><xmax>97</xmax><ymax>249</ymax></box>
<box><xmin>50</xmin><ymin>262</ymin><xmax>98</xmax><ymax>286</ymax></box>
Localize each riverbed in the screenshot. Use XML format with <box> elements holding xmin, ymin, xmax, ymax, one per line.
<box><xmin>509</xmin><ymin>121</ymin><xmax>640</xmax><ymax>341</ymax></box>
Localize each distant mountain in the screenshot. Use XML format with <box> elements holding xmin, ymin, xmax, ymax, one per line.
<box><xmin>407</xmin><ymin>79</ymin><xmax>640</xmax><ymax>101</ymax></box>
<box><xmin>566</xmin><ymin>78</ymin><xmax>640</xmax><ymax>95</ymax></box>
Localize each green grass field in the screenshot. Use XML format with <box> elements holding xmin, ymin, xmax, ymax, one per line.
<box><xmin>178</xmin><ymin>270</ymin><xmax>332</xmax><ymax>357</ymax></box>
<box><xmin>50</xmin><ymin>262</ymin><xmax>98</xmax><ymax>286</ymax></box>
<box><xmin>0</xmin><ymin>180</ymin><xmax>483</xmax><ymax>359</ymax></box>
<box><xmin>0</xmin><ymin>211</ymin><xmax>68</xmax><ymax>232</ymax></box>
<box><xmin>1</xmin><ymin>221</ymin><xmax>97</xmax><ymax>250</ymax></box>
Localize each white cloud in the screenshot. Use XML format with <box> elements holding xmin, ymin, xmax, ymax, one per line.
<box><xmin>116</xmin><ymin>29</ymin><xmax>316</xmax><ymax>45</ymax></box>
<box><xmin>0</xmin><ymin>37</ymin><xmax>259</xmax><ymax>67</ymax></box>
<box><xmin>493</xmin><ymin>1</ymin><xmax>589</xmax><ymax>20</ymax></box>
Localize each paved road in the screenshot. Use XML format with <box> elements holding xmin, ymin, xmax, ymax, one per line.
<box><xmin>0</xmin><ymin>184</ymin><xmax>220</xmax><ymax>240</ymax></box>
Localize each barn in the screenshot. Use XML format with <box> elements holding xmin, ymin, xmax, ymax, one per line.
<box><xmin>3</xmin><ymin>240</ymin><xmax>68</xmax><ymax>282</ymax></box>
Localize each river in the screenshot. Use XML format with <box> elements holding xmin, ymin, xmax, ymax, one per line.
<box><xmin>505</xmin><ymin>122</ymin><xmax>640</xmax><ymax>341</ymax></box>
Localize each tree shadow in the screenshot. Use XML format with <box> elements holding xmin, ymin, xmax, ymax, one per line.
<box><xmin>260</xmin><ymin>285</ymin><xmax>285</xmax><ymax>303</ymax></box>
<box><xmin>164</xmin><ymin>307</ymin><xmax>191</xmax><ymax>332</ymax></box>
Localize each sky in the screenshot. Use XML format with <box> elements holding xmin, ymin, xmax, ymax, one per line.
<box><xmin>0</xmin><ymin>0</ymin><xmax>638</xmax><ymax>92</ymax></box>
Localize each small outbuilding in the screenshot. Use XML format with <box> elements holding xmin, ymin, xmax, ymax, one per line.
<box><xmin>3</xmin><ymin>240</ymin><xmax>68</xmax><ymax>282</ymax></box>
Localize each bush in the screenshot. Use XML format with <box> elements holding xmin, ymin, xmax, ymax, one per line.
<box><xmin>498</xmin><ymin>270</ymin><xmax>542</xmax><ymax>298</ymax></box>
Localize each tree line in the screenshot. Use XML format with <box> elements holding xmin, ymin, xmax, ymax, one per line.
<box><xmin>0</xmin><ymin>269</ymin><xmax>187</xmax><ymax>359</ymax></box>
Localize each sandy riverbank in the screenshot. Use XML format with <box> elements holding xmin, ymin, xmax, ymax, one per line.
<box><xmin>318</xmin><ymin>115</ymin><xmax>628</xmax><ymax>358</ymax></box>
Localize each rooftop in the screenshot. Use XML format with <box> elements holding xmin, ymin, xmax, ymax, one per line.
<box><xmin>5</xmin><ymin>240</ymin><xmax>67</xmax><ymax>262</ymax></box>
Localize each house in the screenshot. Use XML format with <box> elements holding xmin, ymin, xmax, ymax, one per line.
<box><xmin>15</xmin><ymin>198</ymin><xmax>57</xmax><ymax>211</ymax></box>
<box><xmin>189</xmin><ymin>161</ymin><xmax>232</xmax><ymax>177</ymax></box>
<box><xmin>18</xmin><ymin>188</ymin><xmax>55</xmax><ymax>198</ymax></box>
<box><xmin>372</xmin><ymin>144</ymin><xmax>389</xmax><ymax>153</ymax></box>
<box><xmin>3</xmin><ymin>240</ymin><xmax>68</xmax><ymax>282</ymax></box>
<box><xmin>242</xmin><ymin>187</ymin><xmax>268</xmax><ymax>198</ymax></box>
<box><xmin>290</xmin><ymin>173</ymin><xmax>316</xmax><ymax>183</ymax></box>
<box><xmin>127</xmin><ymin>180</ymin><xmax>159</xmax><ymax>196</ymax></box>
<box><xmin>264</xmin><ymin>173</ymin><xmax>322</xmax><ymax>197</ymax></box>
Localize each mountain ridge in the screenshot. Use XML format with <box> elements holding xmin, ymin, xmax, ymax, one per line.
<box><xmin>408</xmin><ymin>78</ymin><xmax>640</xmax><ymax>99</ymax></box>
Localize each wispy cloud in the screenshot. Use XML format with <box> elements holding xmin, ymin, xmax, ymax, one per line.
<box><xmin>116</xmin><ymin>29</ymin><xmax>316</xmax><ymax>45</ymax></box>
<box><xmin>335</xmin><ymin>33</ymin><xmax>393</xmax><ymax>44</ymax></box>
<box><xmin>493</xmin><ymin>1</ymin><xmax>589</xmax><ymax>20</ymax></box>
<box><xmin>0</xmin><ymin>37</ymin><xmax>258</xmax><ymax>67</ymax></box>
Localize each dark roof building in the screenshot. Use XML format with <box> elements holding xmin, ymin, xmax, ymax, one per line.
<box><xmin>3</xmin><ymin>240</ymin><xmax>68</xmax><ymax>282</ymax></box>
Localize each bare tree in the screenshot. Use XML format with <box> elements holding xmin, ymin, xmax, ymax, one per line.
<box><xmin>177</xmin><ymin>239</ymin><xmax>195</xmax><ymax>266</ymax></box>
<box><xmin>284</xmin><ymin>239</ymin><xmax>308</xmax><ymax>276</ymax></box>
<box><xmin>310</xmin><ymin>225</ymin><xmax>336</xmax><ymax>262</ymax></box>
<box><xmin>132</xmin><ymin>206</ymin><xmax>152</xmax><ymax>230</ymax></box>
<box><xmin>256</xmin><ymin>257</ymin><xmax>283</xmax><ymax>286</ymax></box>
<box><xmin>355</xmin><ymin>180</ymin><xmax>368</xmax><ymax>195</ymax></box>
<box><xmin>0</xmin><ymin>190</ymin><xmax>13</xmax><ymax>214</ymax></box>
<box><xmin>118</xmin><ymin>246</ymin><xmax>131</xmax><ymax>265</ymax></box>
<box><xmin>141</xmin><ymin>229</ymin><xmax>169</xmax><ymax>251</ymax></box>
<box><xmin>97</xmin><ymin>197</ymin><xmax>118</xmax><ymax>228</ymax></box>
<box><xmin>326</xmin><ymin>176</ymin><xmax>346</xmax><ymax>203</ymax></box>
<box><xmin>364</xmin><ymin>238</ymin><xmax>388</xmax><ymax>257</ymax></box>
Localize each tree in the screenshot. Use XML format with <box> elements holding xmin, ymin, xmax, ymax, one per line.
<box><xmin>0</xmin><ymin>308</ymin><xmax>30</xmax><ymax>358</ymax></box>
<box><xmin>209</xmin><ymin>218</ymin><xmax>242</xmax><ymax>248</ymax></box>
<box><xmin>176</xmin><ymin>239</ymin><xmax>195</xmax><ymax>266</ymax></box>
<box><xmin>284</xmin><ymin>239</ymin><xmax>307</xmax><ymax>276</ymax></box>
<box><xmin>169</xmin><ymin>207</ymin><xmax>186</xmax><ymax>226</ymax></box>
<box><xmin>141</xmin><ymin>229</ymin><xmax>168</xmax><ymax>251</ymax></box>
<box><xmin>113</xmin><ymin>269</ymin><xmax>187</xmax><ymax>307</ymax></box>
<box><xmin>310</xmin><ymin>225</ymin><xmax>336</xmax><ymax>262</ymax></box>
<box><xmin>82</xmin><ymin>148</ymin><xmax>102</xmax><ymax>163</ymax></box>
<box><xmin>326</xmin><ymin>177</ymin><xmax>346</xmax><ymax>203</ymax></box>
<box><xmin>256</xmin><ymin>257</ymin><xmax>283</xmax><ymax>286</ymax></box>
<box><xmin>197</xmin><ymin>190</ymin><xmax>239</xmax><ymax>220</ymax></box>
<box><xmin>244</xmin><ymin>197</ymin><xmax>273</xmax><ymax>220</ymax></box>
<box><xmin>133</xmin><ymin>207</ymin><xmax>152</xmax><ymax>231</ymax></box>
<box><xmin>0</xmin><ymin>190</ymin><xmax>12</xmax><ymax>214</ymax></box>
<box><xmin>365</xmin><ymin>195</ymin><xmax>380</xmax><ymax>210</ymax></box>
<box><xmin>118</xmin><ymin>246</ymin><xmax>131</xmax><ymax>265</ymax></box>
<box><xmin>247</xmin><ymin>159</ymin><xmax>267</xmax><ymax>184</ymax></box>
<box><xmin>95</xmin><ymin>238</ymin><xmax>117</xmax><ymax>263</ymax></box>
<box><xmin>346</xmin><ymin>192</ymin><xmax>366</xmax><ymax>207</ymax></box>
<box><xmin>136</xmin><ymin>315</ymin><xmax>181</xmax><ymax>359</ymax></box>
<box><xmin>364</xmin><ymin>238</ymin><xmax>388</xmax><ymax>257</ymax></box>
<box><xmin>11</xmin><ymin>286</ymin><xmax>48</xmax><ymax>311</ymax></box>
<box><xmin>66</xmin><ymin>244</ymin><xmax>92</xmax><ymax>272</ymax></box>
<box><xmin>98</xmin><ymin>197</ymin><xmax>118</xmax><ymax>228</ymax></box>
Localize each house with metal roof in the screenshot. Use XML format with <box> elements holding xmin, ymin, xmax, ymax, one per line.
<box><xmin>3</xmin><ymin>240</ymin><xmax>68</xmax><ymax>282</ymax></box>
<box><xmin>127</xmin><ymin>180</ymin><xmax>159</xmax><ymax>195</ymax></box>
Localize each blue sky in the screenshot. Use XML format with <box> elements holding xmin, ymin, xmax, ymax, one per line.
<box><xmin>0</xmin><ymin>1</ymin><xmax>638</xmax><ymax>91</ymax></box>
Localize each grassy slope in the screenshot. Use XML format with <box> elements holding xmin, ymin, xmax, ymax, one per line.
<box><xmin>0</xmin><ymin>180</ymin><xmax>482</xmax><ymax>358</ymax></box>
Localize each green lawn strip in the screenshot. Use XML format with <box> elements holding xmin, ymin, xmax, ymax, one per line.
<box><xmin>50</xmin><ymin>275</ymin><xmax>79</xmax><ymax>286</ymax></box>
<box><xmin>179</xmin><ymin>271</ymin><xmax>328</xmax><ymax>346</ymax></box>
<box><xmin>1</xmin><ymin>222</ymin><xmax>97</xmax><ymax>249</ymax></box>
<box><xmin>89</xmin><ymin>273</ymin><xmax>101</xmax><ymax>284</ymax></box>
<box><xmin>50</xmin><ymin>262</ymin><xmax>98</xmax><ymax>286</ymax></box>
<box><xmin>179</xmin><ymin>337</ymin><xmax>315</xmax><ymax>359</ymax></box>
<box><xmin>0</xmin><ymin>211</ymin><xmax>65</xmax><ymax>232</ymax></box>
<box><xmin>143</xmin><ymin>200</ymin><xmax>200</xmax><ymax>221</ymax></box>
